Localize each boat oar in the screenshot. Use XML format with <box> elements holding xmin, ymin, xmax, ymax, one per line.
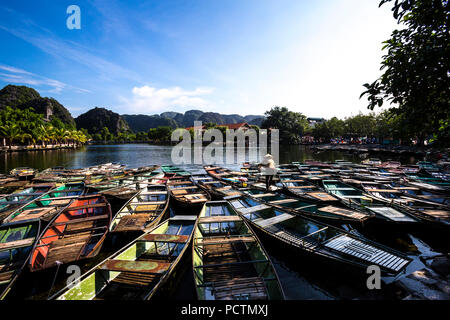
<box><xmin>46</xmin><ymin>260</ymin><xmax>63</xmax><ymax>300</ymax></box>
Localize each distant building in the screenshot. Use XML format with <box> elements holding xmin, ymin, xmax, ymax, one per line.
<box><xmin>307</xmin><ymin>117</ymin><xmax>325</xmax><ymax>128</ymax></box>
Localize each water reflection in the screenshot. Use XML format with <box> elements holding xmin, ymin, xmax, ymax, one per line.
<box><xmin>0</xmin><ymin>143</ymin><xmax>419</xmax><ymax>174</ymax></box>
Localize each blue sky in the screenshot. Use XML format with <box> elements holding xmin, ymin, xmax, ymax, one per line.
<box><xmin>0</xmin><ymin>0</ymin><xmax>398</xmax><ymax>118</ymax></box>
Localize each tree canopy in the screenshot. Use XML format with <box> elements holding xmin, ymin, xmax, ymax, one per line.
<box><xmin>360</xmin><ymin>0</ymin><xmax>449</xmax><ymax>146</ymax></box>
<box><xmin>261</xmin><ymin>106</ymin><xmax>309</xmax><ymax>144</ymax></box>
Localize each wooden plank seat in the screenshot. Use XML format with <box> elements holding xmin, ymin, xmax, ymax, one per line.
<box><xmin>99</xmin><ymin>259</ymin><xmax>171</xmax><ymax>274</ymax></box>
<box><xmin>48</xmin><ymin>189</ymin><xmax>83</xmax><ymax>194</ymax></box>
<box><xmin>168</xmin><ymin>181</ymin><xmax>194</xmax><ymax>186</ymax></box>
<box><xmin>288</xmin><ymin>185</ymin><xmax>317</xmax><ymax>189</ymax></box>
<box><xmin>42</xmin><ymin>234</ymin><xmax>92</xmax><ymax>267</ymax></box>
<box><xmin>52</xmin><ymin>214</ymin><xmax>109</xmax><ymax>227</ymax></box>
<box><xmin>211</xmin><ymin>277</ymin><xmax>268</xmax><ymax>300</ymax></box>
<box><xmin>237</xmin><ymin>204</ymin><xmax>270</xmax><ymax>214</ymax></box>
<box><xmin>254</xmin><ymin>213</ymin><xmax>294</xmax><ymax>228</ymax></box>
<box><xmin>139</xmin><ymin>233</ymin><xmax>189</xmax><ymax>243</ymax></box>
<box><xmin>169</xmin><ymin>186</ymin><xmax>199</xmax><ymax>191</ymax></box>
<box><xmin>199</xmin><ymin>216</ymin><xmax>242</xmax><ymax>224</ymax></box>
<box><xmin>202</xmin><ymin>181</ymin><xmax>221</xmax><ymax>185</ymax></box>
<box><xmin>318</xmin><ymin>206</ymin><xmax>368</xmax><ymax>219</ymax></box>
<box><xmin>367</xmin><ymin>189</ymin><xmax>400</xmax><ymax>193</ymax></box>
<box><xmin>0</xmin><ymin>270</ymin><xmax>15</xmax><ymax>283</ymax></box>
<box><xmin>307</xmin><ymin>192</ymin><xmax>338</xmax><ymax>201</ymax></box>
<box><xmin>0</xmin><ymin>237</ymin><xmax>35</xmax><ymax>250</ymax></box>
<box><xmin>113</xmin><ymin>214</ymin><xmax>153</xmax><ymax>232</ymax></box>
<box><xmin>140</xmin><ymin>191</ymin><xmax>167</xmax><ymax>195</ymax></box>
<box><xmin>66</xmin><ymin>203</ymin><xmax>107</xmax><ymax>211</ymax></box>
<box><xmin>216</xmin><ymin>186</ymin><xmax>232</xmax><ymax>191</ymax></box>
<box><xmin>195</xmin><ymin>259</ymin><xmax>267</xmax><ymax>269</ymax></box>
<box><xmin>198</xmin><ymin>236</ymin><xmax>255</xmax><ymax>246</ymax></box>
<box><xmin>269</xmin><ymin>198</ymin><xmax>299</xmax><ymax>205</ymax></box>
<box><xmin>251</xmin><ymin>193</ymin><xmax>276</xmax><ymax>198</ymax></box>
<box><xmin>10</xmin><ymin>207</ymin><xmax>57</xmax><ymax>222</ymax></box>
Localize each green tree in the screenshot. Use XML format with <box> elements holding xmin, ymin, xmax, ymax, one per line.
<box><xmin>361</xmin><ymin>0</ymin><xmax>449</xmax><ymax>146</ymax></box>
<box><xmin>261</xmin><ymin>106</ymin><xmax>309</xmax><ymax>144</ymax></box>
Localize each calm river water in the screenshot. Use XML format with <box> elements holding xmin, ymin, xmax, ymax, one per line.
<box><xmin>2</xmin><ymin>144</ymin><xmax>435</xmax><ymax>300</ymax></box>
<box><xmin>0</xmin><ymin>143</ymin><xmax>420</xmax><ymax>174</ymax></box>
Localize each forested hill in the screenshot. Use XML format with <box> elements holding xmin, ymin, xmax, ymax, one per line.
<box><xmin>123</xmin><ymin>110</ymin><xmax>264</xmax><ymax>132</ymax></box>
<box><xmin>0</xmin><ymin>85</ymin><xmax>75</xmax><ymax>127</ymax></box>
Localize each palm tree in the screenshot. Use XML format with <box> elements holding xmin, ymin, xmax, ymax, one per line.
<box><xmin>0</xmin><ymin>124</ymin><xmax>22</xmax><ymax>149</ymax></box>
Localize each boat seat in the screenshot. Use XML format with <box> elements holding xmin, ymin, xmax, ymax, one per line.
<box><xmin>0</xmin><ymin>237</ymin><xmax>35</xmax><ymax>250</ymax></box>
<box><xmin>139</xmin><ymin>234</ymin><xmax>189</xmax><ymax>244</ymax></box>
<box><xmin>199</xmin><ymin>216</ymin><xmax>242</xmax><ymax>224</ymax></box>
<box><xmin>212</xmin><ymin>277</ymin><xmax>268</xmax><ymax>300</ymax></box>
<box><xmin>99</xmin><ymin>259</ymin><xmax>171</xmax><ymax>274</ymax></box>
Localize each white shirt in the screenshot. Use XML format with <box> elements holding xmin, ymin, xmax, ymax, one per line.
<box><xmin>261</xmin><ymin>158</ymin><xmax>277</xmax><ymax>175</ymax></box>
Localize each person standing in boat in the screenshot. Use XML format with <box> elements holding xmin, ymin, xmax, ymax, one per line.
<box><xmin>259</xmin><ymin>154</ymin><xmax>277</xmax><ymax>190</ymax></box>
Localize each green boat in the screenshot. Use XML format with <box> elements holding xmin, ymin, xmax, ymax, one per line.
<box><xmin>193</xmin><ymin>201</ymin><xmax>285</xmax><ymax>300</ymax></box>
<box><xmin>110</xmin><ymin>184</ymin><xmax>170</xmax><ymax>233</ymax></box>
<box><xmin>321</xmin><ymin>180</ymin><xmax>422</xmax><ymax>226</ymax></box>
<box><xmin>3</xmin><ymin>182</ymin><xmax>85</xmax><ymax>224</ymax></box>
<box><xmin>160</xmin><ymin>165</ymin><xmax>191</xmax><ymax>176</ymax></box>
<box><xmin>0</xmin><ymin>219</ymin><xmax>40</xmax><ymax>300</ymax></box>
<box><xmin>0</xmin><ymin>184</ymin><xmax>55</xmax><ymax>224</ymax></box>
<box><xmin>228</xmin><ymin>195</ymin><xmax>412</xmax><ymax>277</ymax></box>
<box><xmin>241</xmin><ymin>187</ymin><xmax>372</xmax><ymax>226</ymax></box>
<box><xmin>51</xmin><ymin>215</ymin><xmax>197</xmax><ymax>300</ymax></box>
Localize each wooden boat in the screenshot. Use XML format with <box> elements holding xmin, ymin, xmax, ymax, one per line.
<box><xmin>0</xmin><ymin>219</ymin><xmax>40</xmax><ymax>300</ymax></box>
<box><xmin>241</xmin><ymin>187</ymin><xmax>372</xmax><ymax>226</ymax></box>
<box><xmin>191</xmin><ymin>174</ymin><xmax>242</xmax><ymax>200</ymax></box>
<box><xmin>388</xmin><ymin>182</ymin><xmax>450</xmax><ymax>207</ymax></box>
<box><xmin>360</xmin><ymin>182</ymin><xmax>450</xmax><ymax>227</ymax></box>
<box><xmin>110</xmin><ymin>184</ymin><xmax>170</xmax><ymax>233</ymax></box>
<box><xmin>167</xmin><ymin>176</ymin><xmax>210</xmax><ymax>210</ymax></box>
<box><xmin>361</xmin><ymin>182</ymin><xmax>449</xmax><ymax>208</ymax></box>
<box><xmin>0</xmin><ymin>180</ymin><xmax>29</xmax><ymax>197</ymax></box>
<box><xmin>100</xmin><ymin>172</ymin><xmax>166</xmax><ymax>200</ymax></box>
<box><xmin>9</xmin><ymin>167</ymin><xmax>37</xmax><ymax>180</ymax></box>
<box><xmin>0</xmin><ymin>183</ymin><xmax>55</xmax><ymax>224</ymax></box>
<box><xmin>361</xmin><ymin>158</ymin><xmax>382</xmax><ymax>165</ymax></box>
<box><xmin>278</xmin><ymin>174</ymin><xmax>340</xmax><ymax>204</ymax></box>
<box><xmin>277</xmin><ymin>164</ymin><xmax>301</xmax><ymax>175</ymax></box>
<box><xmin>321</xmin><ymin>180</ymin><xmax>423</xmax><ymax>226</ymax></box>
<box><xmin>160</xmin><ymin>165</ymin><xmax>191</xmax><ymax>176</ymax></box>
<box><xmin>193</xmin><ymin>201</ymin><xmax>285</xmax><ymax>300</ymax></box>
<box><xmin>29</xmin><ymin>195</ymin><xmax>111</xmax><ymax>271</ymax></box>
<box><xmin>50</xmin><ymin>215</ymin><xmax>198</xmax><ymax>300</ymax></box>
<box><xmin>228</xmin><ymin>195</ymin><xmax>412</xmax><ymax>277</ymax></box>
<box><xmin>125</xmin><ymin>165</ymin><xmax>160</xmax><ymax>175</ymax></box>
<box><xmin>204</xmin><ymin>165</ymin><xmax>253</xmax><ymax>188</ymax></box>
<box><xmin>3</xmin><ymin>182</ymin><xmax>85</xmax><ymax>224</ymax></box>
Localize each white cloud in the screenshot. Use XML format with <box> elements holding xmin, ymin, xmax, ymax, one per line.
<box><xmin>119</xmin><ymin>85</ymin><xmax>214</xmax><ymax>114</ymax></box>
<box><xmin>0</xmin><ymin>64</ymin><xmax>90</xmax><ymax>94</ymax></box>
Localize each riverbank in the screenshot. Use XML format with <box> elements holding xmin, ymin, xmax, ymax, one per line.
<box><xmin>0</xmin><ymin>144</ymin><xmax>80</xmax><ymax>153</ymax></box>
<box><xmin>310</xmin><ymin>143</ymin><xmax>447</xmax><ymax>157</ymax></box>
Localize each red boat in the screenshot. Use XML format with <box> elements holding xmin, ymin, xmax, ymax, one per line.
<box><xmin>29</xmin><ymin>195</ymin><xmax>112</xmax><ymax>271</ymax></box>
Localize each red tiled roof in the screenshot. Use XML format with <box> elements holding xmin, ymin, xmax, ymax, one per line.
<box><xmin>222</xmin><ymin>123</ymin><xmax>250</xmax><ymax>129</ymax></box>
